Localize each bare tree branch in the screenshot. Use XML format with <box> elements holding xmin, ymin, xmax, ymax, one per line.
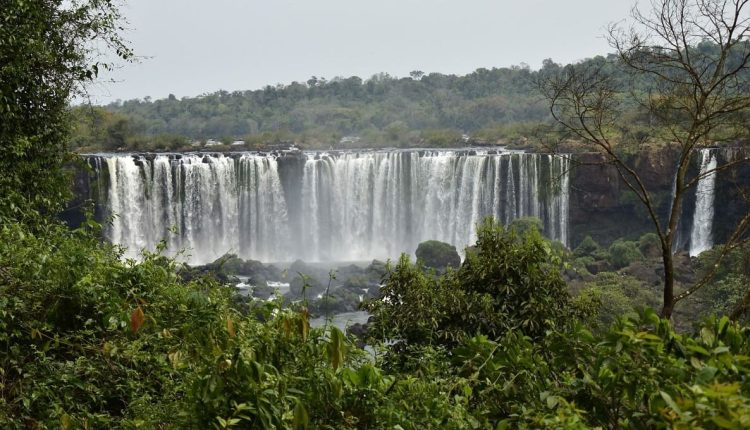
<box><xmin>539</xmin><ymin>0</ymin><xmax>750</xmax><ymax>319</ymax></box>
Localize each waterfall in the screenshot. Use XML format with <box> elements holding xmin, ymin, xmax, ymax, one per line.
<box><xmin>90</xmin><ymin>150</ymin><xmax>571</xmax><ymax>264</ymax></box>
<box><xmin>689</xmin><ymin>148</ymin><xmax>717</xmax><ymax>257</ymax></box>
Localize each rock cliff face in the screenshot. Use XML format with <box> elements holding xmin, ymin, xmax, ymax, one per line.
<box><xmin>61</xmin><ymin>163</ymin><xmax>98</xmax><ymax>228</ymax></box>
<box><xmin>568</xmin><ymin>149</ymin><xmax>675</xmax><ymax>246</ymax></box>
<box><xmin>568</xmin><ymin>146</ymin><xmax>750</xmax><ymax>248</ymax></box>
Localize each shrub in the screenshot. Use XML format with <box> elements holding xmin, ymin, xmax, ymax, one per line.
<box><xmin>638</xmin><ymin>232</ymin><xmax>662</xmax><ymax>258</ymax></box>
<box><xmin>457</xmin><ymin>218</ymin><xmax>571</xmax><ymax>339</ymax></box>
<box><xmin>454</xmin><ymin>311</ymin><xmax>750</xmax><ymax>429</ymax></box>
<box><xmin>571</xmin><ymin>256</ymin><xmax>595</xmax><ymax>275</ymax></box>
<box><xmin>0</xmin><ymin>219</ymin><xmax>235</xmax><ymax>427</ymax></box>
<box><xmin>608</xmin><ymin>239</ymin><xmax>644</xmax><ymax>269</ymax></box>
<box><xmin>590</xmin><ymin>272</ymin><xmax>660</xmax><ymax>308</ymax></box>
<box><xmin>419</xmin><ymin>128</ymin><xmax>462</xmax><ymax>147</ymax></box>
<box><xmin>591</xmin><ymin>247</ymin><xmax>612</xmax><ymax>261</ymax></box>
<box><xmin>695</xmin><ymin>274</ymin><xmax>749</xmax><ymax>320</ymax></box>
<box><xmin>573</xmin><ymin>285</ymin><xmax>634</xmax><ymax>329</ymax></box>
<box><xmin>509</xmin><ymin>216</ymin><xmax>544</xmax><ymax>235</ymax></box>
<box><xmin>367</xmin><ymin>218</ymin><xmax>571</xmax><ymax>347</ymax></box>
<box><xmin>573</xmin><ymin>235</ymin><xmax>601</xmax><ymax>258</ymax></box>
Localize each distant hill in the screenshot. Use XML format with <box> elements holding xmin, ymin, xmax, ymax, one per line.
<box><xmin>69</xmin><ymin>52</ymin><xmax>729</xmax><ymax>152</ymax></box>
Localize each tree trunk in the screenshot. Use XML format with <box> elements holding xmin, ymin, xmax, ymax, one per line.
<box><xmin>661</xmin><ymin>248</ymin><xmax>675</xmax><ymax>319</ymax></box>
<box><xmin>662</xmin><ymin>148</ymin><xmax>690</xmax><ymax>320</ymax></box>
<box><xmin>730</xmin><ymin>288</ymin><xmax>750</xmax><ymax>321</ymax></box>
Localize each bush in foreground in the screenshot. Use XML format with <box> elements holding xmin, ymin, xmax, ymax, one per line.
<box><xmin>3</xmin><ymin>215</ymin><xmax>750</xmax><ymax>429</ymax></box>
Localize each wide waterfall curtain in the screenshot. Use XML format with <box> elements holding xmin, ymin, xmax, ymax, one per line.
<box><xmin>92</xmin><ymin>150</ymin><xmax>571</xmax><ymax>264</ymax></box>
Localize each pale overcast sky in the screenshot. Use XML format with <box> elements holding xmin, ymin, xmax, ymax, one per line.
<box><xmin>93</xmin><ymin>0</ymin><xmax>639</xmax><ymax>103</ymax></box>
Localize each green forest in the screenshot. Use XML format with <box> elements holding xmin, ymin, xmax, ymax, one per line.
<box><xmin>65</xmin><ymin>59</ymin><xmax>677</xmax><ymax>152</ymax></box>
<box><xmin>70</xmin><ymin>48</ymin><xmax>750</xmax><ymax>152</ymax></box>
<box><xmin>71</xmin><ymin>65</ymin><xmax>552</xmax><ymax>151</ymax></box>
<box><xmin>3</xmin><ymin>0</ymin><xmax>750</xmax><ymax>429</ymax></box>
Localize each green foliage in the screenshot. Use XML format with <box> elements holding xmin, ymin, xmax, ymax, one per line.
<box><xmin>570</xmin><ymin>255</ymin><xmax>595</xmax><ymax>276</ymax></box>
<box><xmin>697</xmin><ymin>275</ymin><xmax>749</xmax><ymax>319</ymax></box>
<box><xmin>0</xmin><ymin>0</ymin><xmax>130</xmax><ymax>218</ymax></box>
<box><xmin>453</xmin><ymin>311</ymin><xmax>750</xmax><ymax>428</ymax></box>
<box><xmin>457</xmin><ymin>218</ymin><xmax>571</xmax><ymax>339</ymax></box>
<box><xmin>696</xmin><ymin>242</ymin><xmax>750</xmax><ymax>281</ymax></box>
<box><xmin>68</xmin><ymin>65</ymin><xmax>551</xmax><ymax>149</ymax></box>
<box><xmin>3</xmin><ymin>214</ymin><xmax>750</xmax><ymax>428</ymax></box>
<box><xmin>5</xmin><ymin>2</ymin><xmax>750</xmax><ymax>425</ymax></box>
<box><xmin>419</xmin><ymin>128</ymin><xmax>463</xmax><ymax>147</ymax></box>
<box><xmin>578</xmin><ymin>272</ymin><xmax>661</xmax><ymax>328</ymax></box>
<box><xmin>68</xmin><ymin>48</ymin><xmax>749</xmax><ymax>151</ymax></box>
<box><xmin>0</xmin><ymin>217</ymin><xmax>478</xmax><ymax>428</ymax></box>
<box><xmin>608</xmin><ymin>238</ymin><xmax>645</xmax><ymax>269</ymax></box>
<box><xmin>367</xmin><ymin>218</ymin><xmax>571</xmax><ymax>349</ymax></box>
<box><xmin>694</xmin><ymin>243</ymin><xmax>750</xmax><ymax>320</ymax></box>
<box><xmin>473</xmin><ymin>121</ymin><xmax>547</xmax><ymax>144</ymax></box>
<box><xmin>0</xmin><ymin>218</ymin><xmax>228</xmax><ymax>427</ymax></box>
<box><xmin>11</xmin><ymin>219</ymin><xmax>750</xmax><ymax>428</ymax></box>
<box><xmin>639</xmin><ymin>232</ymin><xmax>662</xmax><ymax>258</ymax></box>
<box><xmin>573</xmin><ymin>284</ymin><xmax>634</xmax><ymax>329</ymax></box>
<box><xmin>508</xmin><ymin>216</ymin><xmax>544</xmax><ymax>236</ymax></box>
<box><xmin>591</xmin><ymin>246</ymin><xmax>612</xmax><ymax>261</ymax></box>
<box><xmin>364</xmin><ymin>254</ymin><xmax>450</xmax><ymax>346</ymax></box>
<box><xmin>573</xmin><ymin>235</ymin><xmax>600</xmax><ymax>258</ymax></box>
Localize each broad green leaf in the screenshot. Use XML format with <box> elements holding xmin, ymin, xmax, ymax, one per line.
<box><xmin>293</xmin><ymin>400</ymin><xmax>309</xmax><ymax>430</ymax></box>
<box><xmin>660</xmin><ymin>391</ymin><xmax>682</xmax><ymax>415</ymax></box>
<box><xmin>60</xmin><ymin>414</ymin><xmax>71</xmax><ymax>429</ymax></box>
<box><xmin>327</xmin><ymin>327</ymin><xmax>345</xmax><ymax>371</ymax></box>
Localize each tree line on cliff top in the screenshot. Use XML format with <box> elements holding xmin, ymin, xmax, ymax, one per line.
<box><xmin>69</xmin><ymin>44</ymin><xmax>750</xmax><ymax>152</ymax></box>
<box><xmin>71</xmin><ymin>65</ymin><xmax>548</xmax><ymax>150</ymax></box>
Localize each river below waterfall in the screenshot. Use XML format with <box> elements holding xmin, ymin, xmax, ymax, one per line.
<box><xmin>310</xmin><ymin>311</ymin><xmax>370</xmax><ymax>332</ymax></box>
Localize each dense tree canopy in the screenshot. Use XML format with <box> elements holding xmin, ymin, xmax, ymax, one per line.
<box><xmin>70</xmin><ymin>62</ymin><xmax>579</xmax><ymax>150</ymax></box>
<box><xmin>71</xmin><ymin>45</ymin><xmax>750</xmax><ymax>153</ymax></box>
<box><xmin>0</xmin><ymin>0</ymin><xmax>130</xmax><ymax>217</ymax></box>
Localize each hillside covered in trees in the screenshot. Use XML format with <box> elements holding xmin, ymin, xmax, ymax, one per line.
<box><xmin>72</xmin><ymin>41</ymin><xmax>750</xmax><ymax>152</ymax></box>
<box><xmin>71</xmin><ymin>57</ymin><xmax>641</xmax><ymax>151</ymax></box>
<box><xmin>72</xmin><ymin>65</ymin><xmax>548</xmax><ymax>150</ymax></box>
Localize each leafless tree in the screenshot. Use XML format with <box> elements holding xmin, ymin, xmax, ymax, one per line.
<box><xmin>539</xmin><ymin>0</ymin><xmax>750</xmax><ymax>319</ymax></box>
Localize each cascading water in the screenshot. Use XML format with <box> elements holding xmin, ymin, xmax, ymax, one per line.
<box><xmin>688</xmin><ymin>148</ymin><xmax>717</xmax><ymax>256</ymax></box>
<box><xmin>89</xmin><ymin>150</ymin><xmax>571</xmax><ymax>264</ymax></box>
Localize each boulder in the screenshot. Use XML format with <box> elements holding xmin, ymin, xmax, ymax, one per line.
<box><xmin>415</xmin><ymin>240</ymin><xmax>461</xmax><ymax>271</ymax></box>
<box><xmin>586</xmin><ymin>259</ymin><xmax>612</xmax><ymax>275</ymax></box>
<box><xmin>621</xmin><ymin>260</ymin><xmax>662</xmax><ymax>286</ymax></box>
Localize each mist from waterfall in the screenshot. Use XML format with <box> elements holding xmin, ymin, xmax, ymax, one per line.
<box><xmin>689</xmin><ymin>148</ymin><xmax>717</xmax><ymax>257</ymax></box>
<box><xmin>91</xmin><ymin>150</ymin><xmax>570</xmax><ymax>264</ymax></box>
